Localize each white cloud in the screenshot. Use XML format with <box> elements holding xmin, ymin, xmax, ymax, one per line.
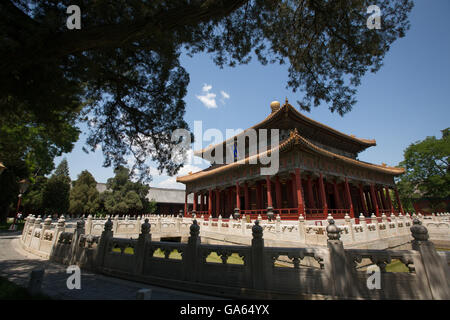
<box><xmin>196</xmin><ymin>84</ymin><xmax>217</xmax><ymax>108</ymax></box>
<box><xmin>219</xmin><ymin>90</ymin><xmax>230</xmax><ymax>105</ymax></box>
<box><xmin>202</xmin><ymin>84</ymin><xmax>212</xmax><ymax>92</ymax></box>
<box><xmin>220</xmin><ymin>90</ymin><xmax>230</xmax><ymax>100</ymax></box>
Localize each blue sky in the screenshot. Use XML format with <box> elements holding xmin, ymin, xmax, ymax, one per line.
<box><xmin>55</xmin><ymin>0</ymin><xmax>450</xmax><ymax>189</ymax></box>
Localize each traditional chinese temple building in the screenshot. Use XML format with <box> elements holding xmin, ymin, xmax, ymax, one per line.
<box><xmin>177</xmin><ymin>100</ymin><xmax>405</xmax><ymax>220</ymax></box>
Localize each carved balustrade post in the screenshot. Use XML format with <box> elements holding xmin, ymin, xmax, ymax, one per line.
<box><xmin>298</xmin><ymin>214</ymin><xmax>306</xmax><ymax>243</ymax></box>
<box><xmin>96</xmin><ymin>218</ymin><xmax>114</xmax><ymax>271</ymax></box>
<box><xmin>186</xmin><ymin>220</ymin><xmax>201</xmax><ymax>282</ymax></box>
<box><xmin>26</xmin><ymin>215</ymin><xmax>36</xmax><ymax>246</ymax></box>
<box><xmin>251</xmin><ymin>220</ymin><xmax>265</xmax><ymax>290</ymax></box>
<box><xmin>275</xmin><ymin>214</ymin><xmax>281</xmax><ymax>239</ymax></box>
<box><xmin>38</xmin><ymin>215</ymin><xmax>52</xmax><ymax>251</ymax></box>
<box><xmin>156</xmin><ymin>215</ymin><xmax>162</xmax><ymax>233</ymax></box>
<box><xmin>134</xmin><ymin>219</ymin><xmax>151</xmax><ymax>275</ymax></box>
<box><xmin>70</xmin><ymin>219</ymin><xmax>85</xmax><ymax>264</ymax></box>
<box><xmin>326</xmin><ymin>219</ymin><xmax>359</xmax><ymax>298</ymax></box>
<box><xmin>134</xmin><ymin>215</ymin><xmax>141</xmax><ymax>234</ymax></box>
<box><xmin>218</xmin><ymin>215</ymin><xmax>222</xmax><ymax>232</ymax></box>
<box><xmin>345</xmin><ymin>213</ymin><xmax>355</xmax><ymax>243</ymax></box>
<box><xmin>371</xmin><ymin>213</ymin><xmax>381</xmax><ymax>240</ymax></box>
<box><xmin>410</xmin><ymin>219</ymin><xmax>450</xmax><ymax>299</ymax></box>
<box><xmin>359</xmin><ymin>213</ymin><xmax>369</xmax><ymax>242</ymax></box>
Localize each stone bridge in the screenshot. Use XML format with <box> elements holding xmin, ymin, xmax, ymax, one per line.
<box><xmin>19</xmin><ymin>213</ymin><xmax>450</xmax><ymax>299</ymax></box>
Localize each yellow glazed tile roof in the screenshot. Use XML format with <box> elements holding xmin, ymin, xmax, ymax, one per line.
<box><xmin>177</xmin><ymin>129</ymin><xmax>403</xmax><ymax>183</ymax></box>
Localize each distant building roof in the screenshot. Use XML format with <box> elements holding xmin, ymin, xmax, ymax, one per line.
<box><xmin>147</xmin><ymin>187</ymin><xmax>193</xmax><ymax>204</ymax></box>
<box><xmin>96</xmin><ymin>183</ymin><xmax>108</xmax><ymax>193</ymax></box>
<box><xmin>96</xmin><ymin>183</ymin><xmax>192</xmax><ymax>204</ymax></box>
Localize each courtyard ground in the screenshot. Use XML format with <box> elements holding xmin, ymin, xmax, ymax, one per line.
<box><xmin>0</xmin><ymin>231</ymin><xmax>220</xmax><ymax>300</ymax></box>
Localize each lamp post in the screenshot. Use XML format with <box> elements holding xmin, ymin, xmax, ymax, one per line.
<box><xmin>9</xmin><ymin>179</ymin><xmax>30</xmax><ymax>231</ymax></box>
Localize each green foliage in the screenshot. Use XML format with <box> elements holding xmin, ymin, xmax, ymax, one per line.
<box><xmin>21</xmin><ymin>176</ymin><xmax>48</xmax><ymax>214</ymax></box>
<box><xmin>102</xmin><ymin>166</ymin><xmax>151</xmax><ymax>215</ymax></box>
<box><xmin>0</xmin><ymin>0</ymin><xmax>413</xmax><ymax>180</ymax></box>
<box><xmin>148</xmin><ymin>198</ymin><xmax>157</xmax><ymax>214</ymax></box>
<box><xmin>396</xmin><ymin>128</ymin><xmax>450</xmax><ymax>211</ymax></box>
<box><xmin>69</xmin><ymin>170</ymin><xmax>100</xmax><ymax>216</ymax></box>
<box><xmin>0</xmin><ymin>97</ymin><xmax>79</xmax><ymax>222</ymax></box>
<box><xmin>42</xmin><ymin>159</ymin><xmax>71</xmax><ymax>215</ymax></box>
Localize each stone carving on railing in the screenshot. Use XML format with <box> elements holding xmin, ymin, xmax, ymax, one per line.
<box><xmin>79</xmin><ymin>234</ymin><xmax>99</xmax><ymax>248</ymax></box>
<box><xmin>411</xmin><ymin>219</ymin><xmax>429</xmax><ymax>242</ymax></box>
<box><xmin>58</xmin><ymin>232</ymin><xmax>73</xmax><ymax>244</ymax></box>
<box><xmin>326</xmin><ymin>219</ymin><xmax>340</xmax><ymax>241</ymax></box>
<box><xmin>43</xmin><ymin>231</ymin><xmax>53</xmax><ymax>241</ymax></box>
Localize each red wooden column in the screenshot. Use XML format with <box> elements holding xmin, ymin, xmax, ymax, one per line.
<box><xmin>364</xmin><ymin>190</ymin><xmax>372</xmax><ymax>213</ymax></box>
<box><xmin>256</xmin><ymin>182</ymin><xmax>262</xmax><ymax>210</ymax></box>
<box><xmin>307</xmin><ymin>176</ymin><xmax>315</xmax><ymax>209</ymax></box>
<box><xmin>275</xmin><ymin>176</ymin><xmax>282</xmax><ymax>210</ymax></box>
<box><xmin>199</xmin><ymin>193</ymin><xmax>203</xmax><ymax>211</ymax></box>
<box><xmin>208</xmin><ymin>190</ymin><xmax>212</xmax><ymax>217</ymax></box>
<box><xmin>215</xmin><ymin>189</ymin><xmax>220</xmax><ymax>216</ymax></box>
<box><xmin>287</xmin><ymin>180</ymin><xmax>294</xmax><ymax>208</ymax></box>
<box><xmin>184</xmin><ymin>192</ymin><xmax>188</xmax><ymax>216</ymax></box>
<box><xmin>265</xmin><ymin>176</ymin><xmax>273</xmax><ymax>208</ymax></box>
<box><xmin>333</xmin><ymin>181</ymin><xmax>343</xmax><ymax>208</ymax></box>
<box><xmin>295</xmin><ymin>168</ymin><xmax>305</xmax><ymax>216</ymax></box>
<box><xmin>379</xmin><ymin>187</ymin><xmax>388</xmax><ymax>210</ymax></box>
<box><xmin>244</xmin><ymin>183</ymin><xmax>249</xmax><ymax>211</ymax></box>
<box><xmin>394</xmin><ymin>188</ymin><xmax>404</xmax><ymax>214</ymax></box>
<box><xmin>359</xmin><ymin>185</ymin><xmax>368</xmax><ymax>215</ymax></box>
<box><xmin>290</xmin><ymin>174</ymin><xmax>298</xmax><ymax>208</ymax></box>
<box><xmin>376</xmin><ymin>187</ymin><xmax>384</xmax><ymax>210</ymax></box>
<box><xmin>385</xmin><ymin>186</ymin><xmax>394</xmax><ymax>213</ymax></box>
<box><xmin>318</xmin><ymin>174</ymin><xmax>327</xmax><ymax>217</ymax></box>
<box><xmin>193</xmin><ymin>192</ymin><xmax>197</xmax><ymax>212</ymax></box>
<box><xmin>370</xmin><ymin>184</ymin><xmax>379</xmax><ymax>217</ymax></box>
<box><xmin>344</xmin><ymin>178</ymin><xmax>354</xmax><ymax>218</ymax></box>
<box><xmin>235</xmin><ymin>182</ymin><xmax>241</xmax><ymax>211</ymax></box>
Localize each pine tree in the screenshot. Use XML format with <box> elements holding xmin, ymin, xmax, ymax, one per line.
<box><xmin>69</xmin><ymin>170</ymin><xmax>100</xmax><ymax>216</ymax></box>
<box><xmin>42</xmin><ymin>159</ymin><xmax>71</xmax><ymax>216</ymax></box>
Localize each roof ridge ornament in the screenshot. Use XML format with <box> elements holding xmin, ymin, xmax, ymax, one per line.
<box><xmin>270</xmin><ymin>100</ymin><xmax>280</xmax><ymax>113</ymax></box>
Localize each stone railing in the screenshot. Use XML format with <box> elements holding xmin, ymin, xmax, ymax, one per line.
<box><xmin>21</xmin><ymin>212</ymin><xmax>450</xmax><ymax>250</ymax></box>
<box><xmin>19</xmin><ymin>214</ymin><xmax>450</xmax><ymax>299</ymax></box>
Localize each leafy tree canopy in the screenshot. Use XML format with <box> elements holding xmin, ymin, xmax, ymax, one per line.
<box><xmin>0</xmin><ymin>95</ymin><xmax>79</xmax><ymax>221</ymax></box>
<box><xmin>396</xmin><ymin>128</ymin><xmax>450</xmax><ymax>210</ymax></box>
<box><xmin>102</xmin><ymin>166</ymin><xmax>151</xmax><ymax>215</ymax></box>
<box><xmin>42</xmin><ymin>159</ymin><xmax>71</xmax><ymax>215</ymax></box>
<box><xmin>69</xmin><ymin>170</ymin><xmax>101</xmax><ymax>216</ymax></box>
<box><xmin>21</xmin><ymin>176</ymin><xmax>48</xmax><ymax>214</ymax></box>
<box><xmin>0</xmin><ymin>0</ymin><xmax>413</xmax><ymax>180</ymax></box>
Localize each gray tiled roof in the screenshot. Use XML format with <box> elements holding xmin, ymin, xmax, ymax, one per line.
<box><xmin>96</xmin><ymin>183</ymin><xmax>192</xmax><ymax>204</ymax></box>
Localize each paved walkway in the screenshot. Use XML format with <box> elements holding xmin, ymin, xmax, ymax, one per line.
<box><xmin>0</xmin><ymin>231</ymin><xmax>221</xmax><ymax>300</ymax></box>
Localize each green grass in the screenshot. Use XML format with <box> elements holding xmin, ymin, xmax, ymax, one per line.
<box><xmin>150</xmin><ymin>248</ymin><xmax>244</xmax><ymax>264</ymax></box>
<box><xmin>0</xmin><ymin>277</ymin><xmax>51</xmax><ymax>300</ymax></box>
<box><xmin>385</xmin><ymin>259</ymin><xmax>410</xmax><ymax>273</ymax></box>
<box><xmin>112</xmin><ymin>246</ymin><xmax>135</xmax><ymax>254</ymax></box>
<box><xmin>0</xmin><ymin>220</ymin><xmax>24</xmax><ymax>231</ymax></box>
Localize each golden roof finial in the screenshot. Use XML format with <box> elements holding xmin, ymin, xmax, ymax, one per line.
<box><xmin>285</xmin><ymin>97</ymin><xmax>289</xmax><ymax>105</ymax></box>
<box><xmin>289</xmin><ymin>127</ymin><xmax>299</xmax><ymax>137</ymax></box>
